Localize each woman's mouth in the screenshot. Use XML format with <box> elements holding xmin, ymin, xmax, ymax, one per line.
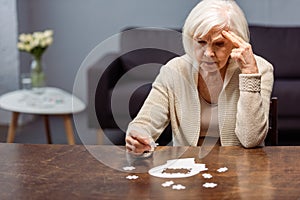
<box><xmin>202</xmin><ymin>61</ymin><xmax>217</xmax><ymax>65</ymax></box>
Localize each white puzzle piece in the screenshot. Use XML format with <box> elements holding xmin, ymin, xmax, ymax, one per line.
<box><xmin>126</xmin><ymin>175</ymin><xmax>139</xmax><ymax>180</ymax></box>
<box><xmin>202</xmin><ymin>173</ymin><xmax>213</xmax><ymax>179</ymax></box>
<box><xmin>148</xmin><ymin>158</ymin><xmax>207</xmax><ymax>178</ymax></box>
<box><xmin>172</xmin><ymin>184</ymin><xmax>186</xmax><ymax>190</ymax></box>
<box><xmin>203</xmin><ymin>182</ymin><xmax>217</xmax><ymax>188</ymax></box>
<box><xmin>122</xmin><ymin>166</ymin><xmax>136</xmax><ymax>171</ymax></box>
<box><xmin>161</xmin><ymin>181</ymin><xmax>174</xmax><ymax>187</ymax></box>
<box><xmin>217</xmin><ymin>167</ymin><xmax>228</xmax><ymax>173</ymax></box>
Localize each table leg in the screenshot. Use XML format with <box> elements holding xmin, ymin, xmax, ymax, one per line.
<box><xmin>6</xmin><ymin>112</ymin><xmax>20</xmax><ymax>143</ymax></box>
<box><xmin>43</xmin><ymin>115</ymin><xmax>52</xmax><ymax>144</ymax></box>
<box><xmin>62</xmin><ymin>114</ymin><xmax>75</xmax><ymax>145</ymax></box>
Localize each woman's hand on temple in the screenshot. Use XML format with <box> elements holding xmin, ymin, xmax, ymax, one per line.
<box><xmin>222</xmin><ymin>30</ymin><xmax>258</xmax><ymax>74</ymax></box>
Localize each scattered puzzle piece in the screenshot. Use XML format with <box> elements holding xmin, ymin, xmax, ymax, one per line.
<box><xmin>126</xmin><ymin>175</ymin><xmax>139</xmax><ymax>180</ymax></box>
<box><xmin>161</xmin><ymin>181</ymin><xmax>174</xmax><ymax>187</ymax></box>
<box><xmin>172</xmin><ymin>184</ymin><xmax>186</xmax><ymax>190</ymax></box>
<box><xmin>203</xmin><ymin>182</ymin><xmax>217</xmax><ymax>188</ymax></box>
<box><xmin>217</xmin><ymin>167</ymin><xmax>228</xmax><ymax>173</ymax></box>
<box><xmin>123</xmin><ymin>166</ymin><xmax>136</xmax><ymax>171</ymax></box>
<box><xmin>202</xmin><ymin>173</ymin><xmax>213</xmax><ymax>179</ymax></box>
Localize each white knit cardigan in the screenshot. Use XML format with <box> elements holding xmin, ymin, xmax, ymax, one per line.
<box><xmin>127</xmin><ymin>54</ymin><xmax>274</xmax><ymax>148</ymax></box>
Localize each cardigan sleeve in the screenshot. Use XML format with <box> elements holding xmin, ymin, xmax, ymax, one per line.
<box><xmin>126</xmin><ymin>65</ymin><xmax>172</xmax><ymax>141</ymax></box>
<box><xmin>235</xmin><ymin>56</ymin><xmax>274</xmax><ymax>148</ymax></box>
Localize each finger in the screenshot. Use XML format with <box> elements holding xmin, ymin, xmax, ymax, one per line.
<box><xmin>125</xmin><ymin>135</ymin><xmax>134</xmax><ymax>146</ymax></box>
<box><xmin>231</xmin><ymin>47</ymin><xmax>244</xmax><ymax>54</ymax></box>
<box><xmin>129</xmin><ymin>129</ymin><xmax>152</xmax><ymax>146</ymax></box>
<box><xmin>132</xmin><ymin>135</ymin><xmax>151</xmax><ymax>146</ymax></box>
<box><xmin>222</xmin><ymin>30</ymin><xmax>243</xmax><ymax>48</ymax></box>
<box><xmin>125</xmin><ymin>136</ymin><xmax>135</xmax><ymax>151</ymax></box>
<box><xmin>230</xmin><ymin>52</ymin><xmax>247</xmax><ymax>65</ymax></box>
<box><xmin>132</xmin><ymin>139</ymin><xmax>151</xmax><ymax>152</ymax></box>
<box><xmin>231</xmin><ymin>46</ymin><xmax>254</xmax><ymax>64</ymax></box>
<box><xmin>126</xmin><ymin>142</ymin><xmax>147</xmax><ymax>154</ymax></box>
<box><xmin>126</xmin><ymin>135</ymin><xmax>146</xmax><ymax>149</ymax></box>
<box><xmin>233</xmin><ymin>57</ymin><xmax>245</xmax><ymax>65</ymax></box>
<box><xmin>126</xmin><ymin>135</ymin><xmax>151</xmax><ymax>153</ymax></box>
<box><xmin>126</xmin><ymin>143</ymin><xmax>135</xmax><ymax>152</ymax></box>
<box><xmin>227</xmin><ymin>31</ymin><xmax>246</xmax><ymax>44</ymax></box>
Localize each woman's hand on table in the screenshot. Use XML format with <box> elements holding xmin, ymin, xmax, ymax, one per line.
<box><xmin>125</xmin><ymin>129</ymin><xmax>155</xmax><ymax>155</ymax></box>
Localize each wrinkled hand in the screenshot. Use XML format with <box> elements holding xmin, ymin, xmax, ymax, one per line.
<box><xmin>125</xmin><ymin>129</ymin><xmax>154</xmax><ymax>155</ymax></box>
<box><xmin>222</xmin><ymin>30</ymin><xmax>258</xmax><ymax>74</ymax></box>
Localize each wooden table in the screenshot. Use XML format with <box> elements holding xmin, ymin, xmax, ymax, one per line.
<box><xmin>0</xmin><ymin>87</ymin><xmax>86</xmax><ymax>144</ymax></box>
<box><xmin>0</xmin><ymin>144</ymin><xmax>299</xmax><ymax>199</ymax></box>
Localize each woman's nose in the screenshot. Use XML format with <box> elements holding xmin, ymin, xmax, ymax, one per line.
<box><xmin>204</xmin><ymin>46</ymin><xmax>214</xmax><ymax>57</ymax></box>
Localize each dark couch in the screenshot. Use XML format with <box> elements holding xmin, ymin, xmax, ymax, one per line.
<box><xmin>88</xmin><ymin>27</ymin><xmax>183</xmax><ymax>145</ymax></box>
<box><xmin>249</xmin><ymin>26</ymin><xmax>300</xmax><ymax>138</ymax></box>
<box><xmin>88</xmin><ymin>26</ymin><xmax>300</xmax><ymax>145</ymax></box>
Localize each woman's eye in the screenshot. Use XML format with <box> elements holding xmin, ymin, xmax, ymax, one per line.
<box><xmin>215</xmin><ymin>42</ymin><xmax>225</xmax><ymax>47</ymax></box>
<box><xmin>197</xmin><ymin>40</ymin><xmax>206</xmax><ymax>45</ymax></box>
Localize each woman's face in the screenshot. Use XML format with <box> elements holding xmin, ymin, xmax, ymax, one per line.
<box><xmin>193</xmin><ymin>29</ymin><xmax>234</xmax><ymax>73</ymax></box>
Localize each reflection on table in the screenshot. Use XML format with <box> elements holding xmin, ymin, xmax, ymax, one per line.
<box><xmin>0</xmin><ymin>143</ymin><xmax>299</xmax><ymax>199</ymax></box>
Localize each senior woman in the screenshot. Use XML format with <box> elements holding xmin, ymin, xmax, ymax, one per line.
<box><xmin>125</xmin><ymin>0</ymin><xmax>274</xmax><ymax>154</ymax></box>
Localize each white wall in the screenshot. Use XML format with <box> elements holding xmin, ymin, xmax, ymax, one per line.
<box><xmin>0</xmin><ymin>0</ymin><xmax>19</xmax><ymax>124</ymax></box>
<box><xmin>17</xmin><ymin>0</ymin><xmax>300</xmax><ymax>101</ymax></box>
<box><xmin>17</xmin><ymin>0</ymin><xmax>200</xmax><ymax>94</ymax></box>
<box><xmin>236</xmin><ymin>0</ymin><xmax>300</xmax><ymax>26</ymax></box>
<box><xmin>17</xmin><ymin>0</ymin><xmax>300</xmax><ymax>97</ymax></box>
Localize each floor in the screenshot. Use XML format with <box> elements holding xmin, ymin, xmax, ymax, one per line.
<box><xmin>0</xmin><ymin>116</ymin><xmax>83</xmax><ymax>145</ymax></box>
<box><xmin>0</xmin><ymin>115</ymin><xmax>122</xmax><ymax>145</ymax></box>
<box><xmin>1</xmin><ymin>117</ymin><xmax>300</xmax><ymax>146</ymax></box>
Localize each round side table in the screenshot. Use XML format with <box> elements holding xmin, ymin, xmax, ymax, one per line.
<box><xmin>0</xmin><ymin>87</ymin><xmax>86</xmax><ymax>144</ymax></box>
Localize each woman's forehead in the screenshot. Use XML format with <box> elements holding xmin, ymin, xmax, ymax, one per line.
<box><xmin>195</xmin><ymin>26</ymin><xmax>229</xmax><ymax>41</ymax></box>
<box><xmin>197</xmin><ymin>30</ymin><xmax>225</xmax><ymax>41</ymax></box>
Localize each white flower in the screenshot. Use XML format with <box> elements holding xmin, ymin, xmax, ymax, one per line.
<box><xmin>17</xmin><ymin>43</ymin><xmax>25</xmax><ymax>50</ymax></box>
<box><xmin>44</xmin><ymin>30</ymin><xmax>53</xmax><ymax>37</ymax></box>
<box><xmin>17</xmin><ymin>29</ymin><xmax>54</xmax><ymax>58</ymax></box>
<box><xmin>19</xmin><ymin>34</ymin><xmax>27</xmax><ymax>42</ymax></box>
<box><xmin>24</xmin><ymin>44</ymin><xmax>32</xmax><ymax>52</ymax></box>
<box><xmin>46</xmin><ymin>37</ymin><xmax>53</xmax><ymax>45</ymax></box>
<box><xmin>33</xmin><ymin>32</ymin><xmax>43</xmax><ymax>39</ymax></box>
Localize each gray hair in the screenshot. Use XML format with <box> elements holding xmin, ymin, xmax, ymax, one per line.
<box><xmin>182</xmin><ymin>0</ymin><xmax>249</xmax><ymax>59</ymax></box>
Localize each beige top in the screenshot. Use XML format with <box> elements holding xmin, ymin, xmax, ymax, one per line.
<box><xmin>127</xmin><ymin>54</ymin><xmax>274</xmax><ymax>148</ymax></box>
<box><xmin>199</xmin><ymin>96</ymin><xmax>219</xmax><ymax>138</ymax></box>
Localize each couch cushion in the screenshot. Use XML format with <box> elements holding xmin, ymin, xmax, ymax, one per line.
<box><xmin>278</xmin><ymin>118</ymin><xmax>300</xmax><ymax>130</ymax></box>
<box><xmin>120</xmin><ymin>27</ymin><xmax>183</xmax><ymax>54</ymax></box>
<box><xmin>119</xmin><ymin>27</ymin><xmax>184</xmax><ymax>79</ymax></box>
<box><xmin>272</xmin><ymin>80</ymin><xmax>300</xmax><ymax>117</ymax></box>
<box><xmin>109</xmin><ymin>81</ymin><xmax>152</xmax><ymax>117</ymax></box>
<box><xmin>249</xmin><ymin>26</ymin><xmax>300</xmax><ymax>79</ymax></box>
<box><xmin>120</xmin><ymin>49</ymin><xmax>176</xmax><ymax>80</ymax></box>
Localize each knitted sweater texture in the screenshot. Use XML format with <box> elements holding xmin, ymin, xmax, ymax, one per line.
<box><xmin>128</xmin><ymin>54</ymin><xmax>274</xmax><ymax>148</ymax></box>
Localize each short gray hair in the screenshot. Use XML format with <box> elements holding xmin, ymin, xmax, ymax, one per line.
<box><xmin>182</xmin><ymin>0</ymin><xmax>249</xmax><ymax>59</ymax></box>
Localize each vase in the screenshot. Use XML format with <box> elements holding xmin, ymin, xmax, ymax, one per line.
<box><xmin>30</xmin><ymin>56</ymin><xmax>46</xmax><ymax>94</ymax></box>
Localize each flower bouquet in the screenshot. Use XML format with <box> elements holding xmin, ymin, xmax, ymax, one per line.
<box><xmin>17</xmin><ymin>29</ymin><xmax>54</xmax><ymax>92</ymax></box>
